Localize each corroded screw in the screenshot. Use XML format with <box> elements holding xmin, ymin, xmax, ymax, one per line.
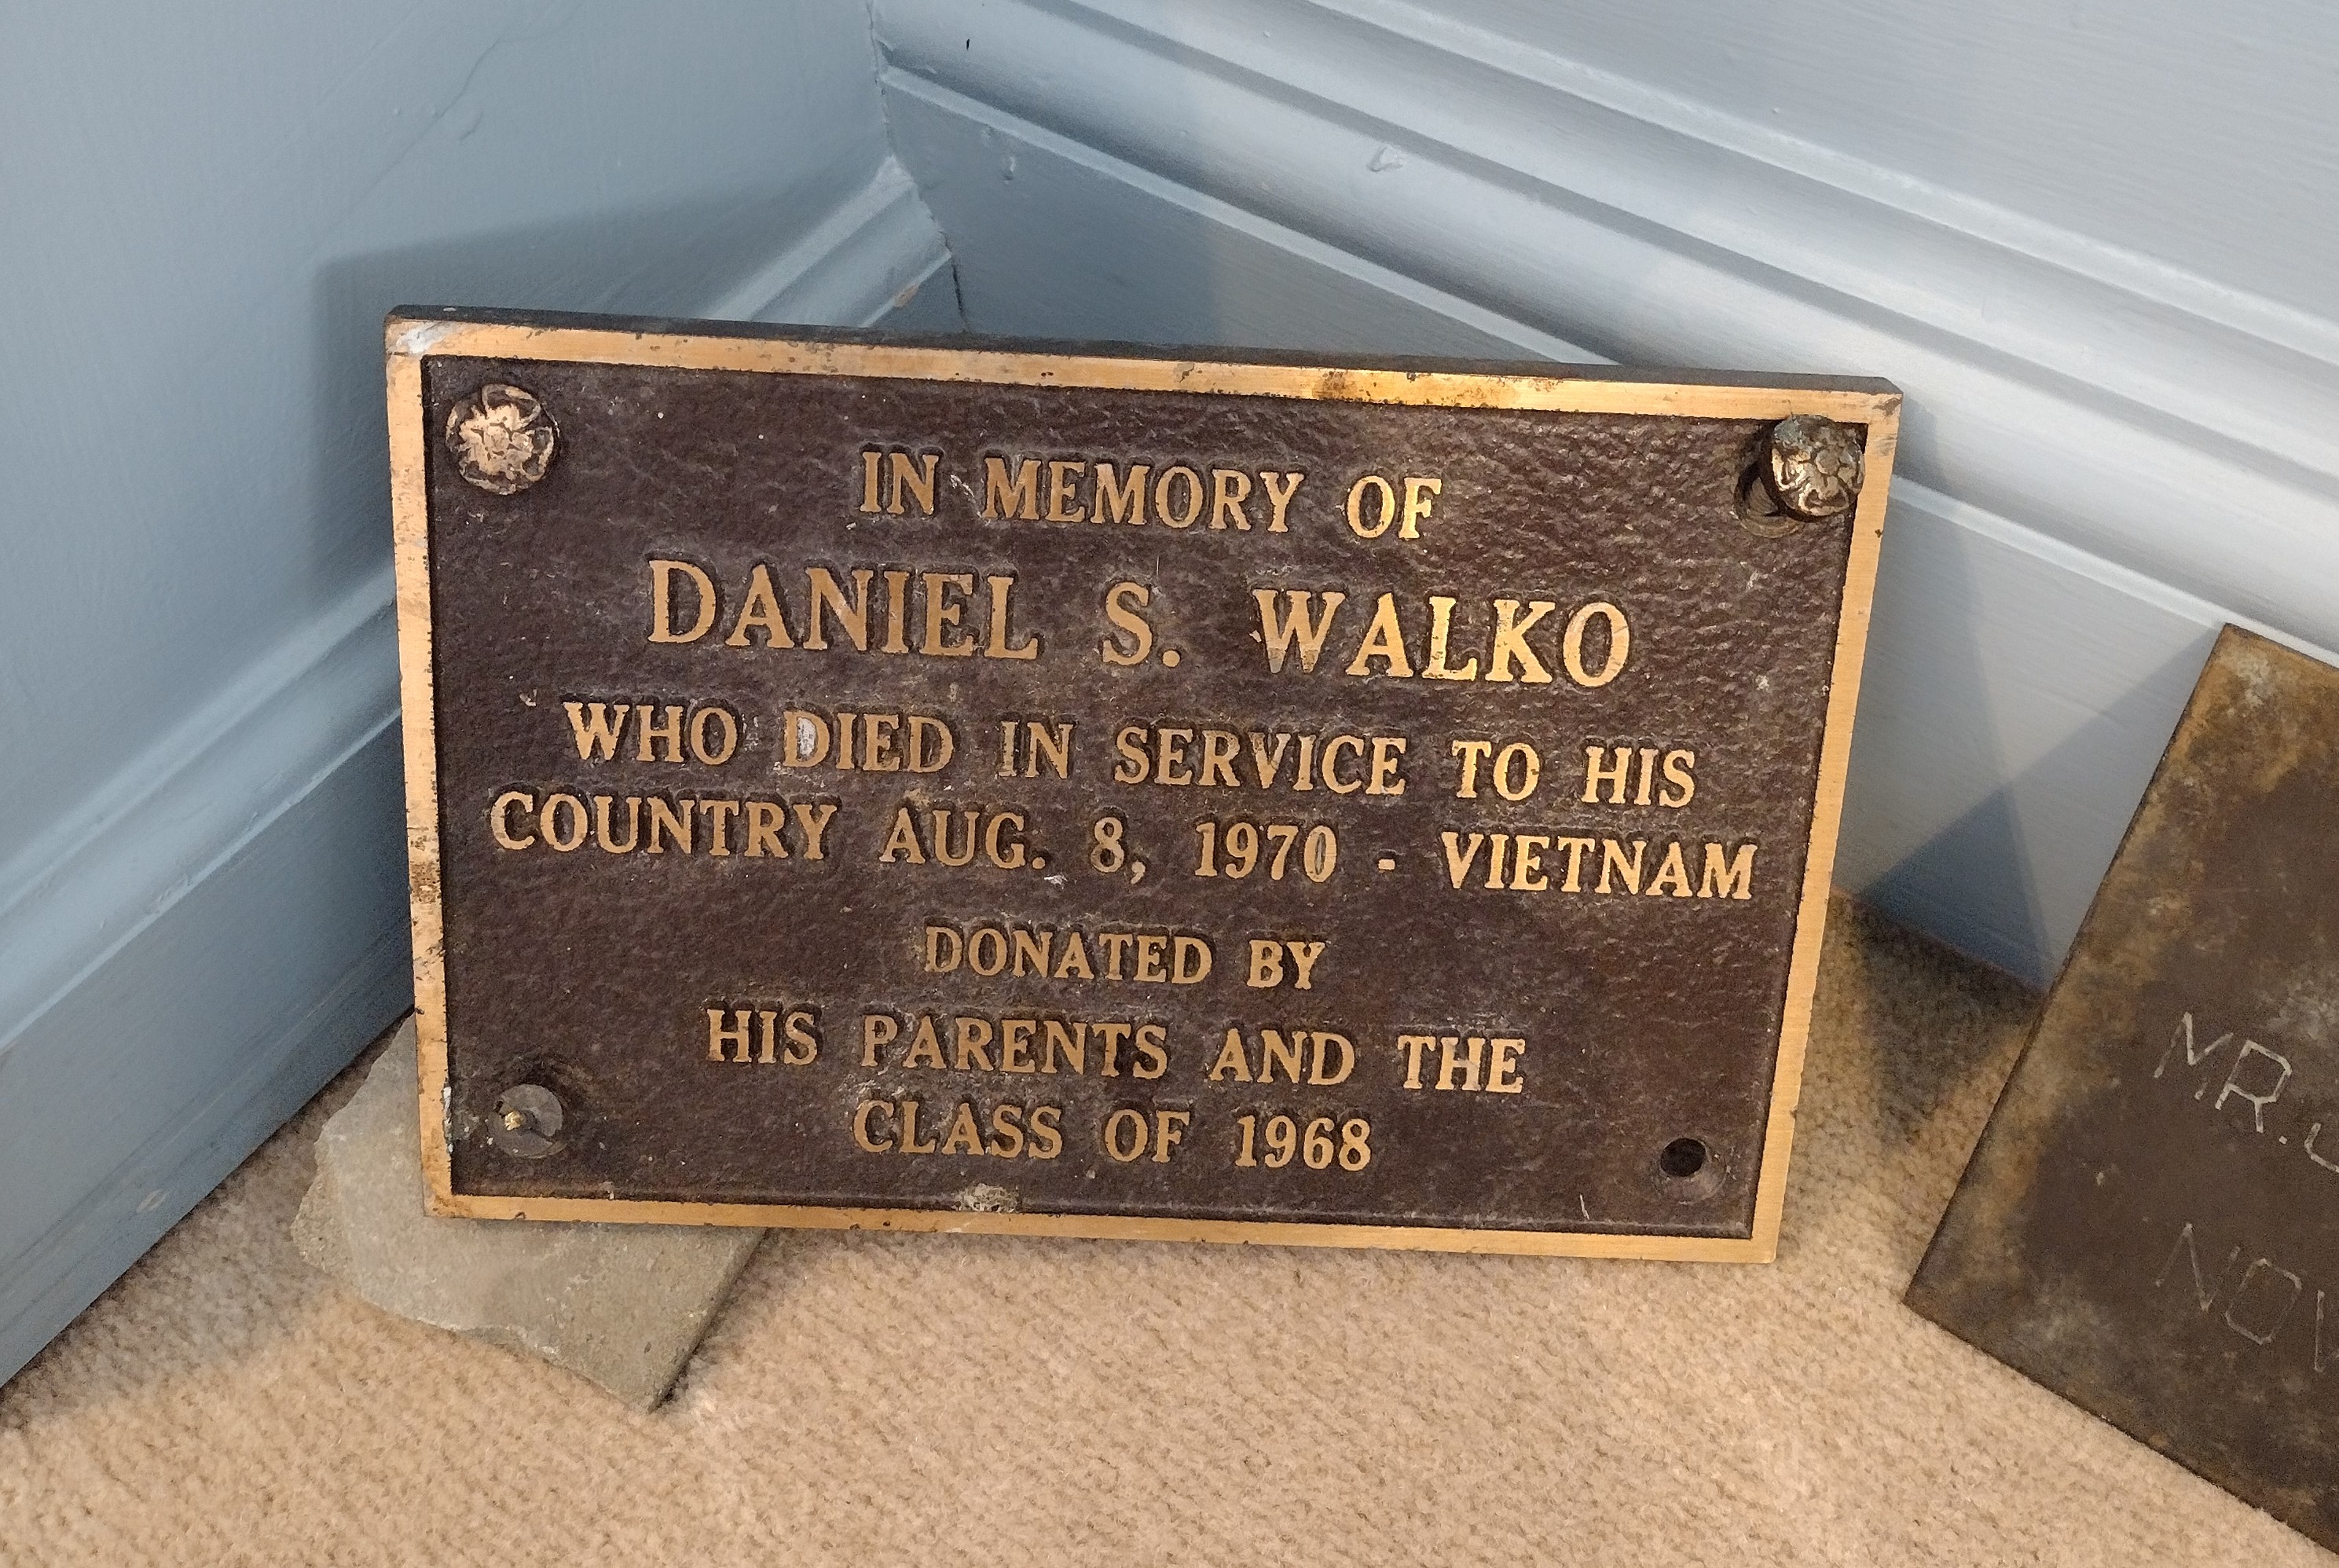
<box><xmin>488</xmin><ymin>1083</ymin><xmax>563</xmax><ymax>1159</ymax></box>
<box><xmin>446</xmin><ymin>383</ymin><xmax>557</xmax><ymax>494</ymax></box>
<box><xmin>1762</xmin><ymin>414</ymin><xmax>1864</xmax><ymax>523</ymax></box>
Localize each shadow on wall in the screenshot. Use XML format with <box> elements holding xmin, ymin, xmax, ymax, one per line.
<box><xmin>871</xmin><ymin>5</ymin><xmax>2312</xmax><ymax>995</ymax></box>
<box><xmin>884</xmin><ymin>81</ymin><xmax>1583</xmax><ymax>360</ymax></box>
<box><xmin>1850</xmin><ymin>510</ymin><xmax>2216</xmax><ymax>986</ymax></box>
<box><xmin>884</xmin><ymin>59</ymin><xmax>2227</xmax><ymax>993</ymax></box>
<box><xmin>0</xmin><ymin>181</ymin><xmax>917</xmax><ymax>1394</ymax></box>
<box><xmin>305</xmin><ymin>182</ymin><xmax>885</xmax><ymax>603</ymax></box>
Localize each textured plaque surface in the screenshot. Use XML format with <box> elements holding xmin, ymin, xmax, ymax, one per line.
<box><xmin>1911</xmin><ymin>628</ymin><xmax>2339</xmax><ymax>1544</ymax></box>
<box><xmin>388</xmin><ymin>309</ymin><xmax>1897</xmax><ymax>1259</ymax></box>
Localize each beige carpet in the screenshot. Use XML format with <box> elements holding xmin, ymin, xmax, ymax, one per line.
<box><xmin>0</xmin><ymin>900</ymin><xmax>2323</xmax><ymax>1566</ymax></box>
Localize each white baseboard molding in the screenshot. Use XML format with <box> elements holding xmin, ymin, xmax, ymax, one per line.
<box><xmin>0</xmin><ymin>155</ymin><xmax>964</xmax><ymax>1389</ymax></box>
<box><xmin>873</xmin><ymin>34</ymin><xmax>2337</xmax><ymax>984</ymax></box>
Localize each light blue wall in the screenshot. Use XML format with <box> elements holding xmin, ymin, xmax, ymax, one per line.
<box><xmin>0</xmin><ymin>0</ymin><xmax>956</xmax><ymax>1387</ymax></box>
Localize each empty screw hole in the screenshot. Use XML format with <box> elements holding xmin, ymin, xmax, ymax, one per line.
<box><xmin>1659</xmin><ymin>1137</ymin><xmax>1709</xmax><ymax>1179</ymax></box>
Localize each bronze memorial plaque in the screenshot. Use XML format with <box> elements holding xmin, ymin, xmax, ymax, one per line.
<box><xmin>387</xmin><ymin>307</ymin><xmax>1897</xmax><ymax>1259</ymax></box>
<box><xmin>1911</xmin><ymin>628</ymin><xmax>2339</xmax><ymax>1544</ymax></box>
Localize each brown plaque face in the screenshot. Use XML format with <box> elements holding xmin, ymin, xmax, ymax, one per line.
<box><xmin>387</xmin><ymin>309</ymin><xmax>1897</xmax><ymax>1259</ymax></box>
<box><xmin>1909</xmin><ymin>628</ymin><xmax>2339</xmax><ymax>1542</ymax></box>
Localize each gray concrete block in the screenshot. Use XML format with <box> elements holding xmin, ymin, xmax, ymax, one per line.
<box><xmin>293</xmin><ymin>1020</ymin><xmax>763</xmax><ymax>1409</ymax></box>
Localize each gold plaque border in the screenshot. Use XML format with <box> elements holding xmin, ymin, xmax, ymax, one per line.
<box><xmin>386</xmin><ymin>314</ymin><xmax>1900</xmax><ymax>1263</ymax></box>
